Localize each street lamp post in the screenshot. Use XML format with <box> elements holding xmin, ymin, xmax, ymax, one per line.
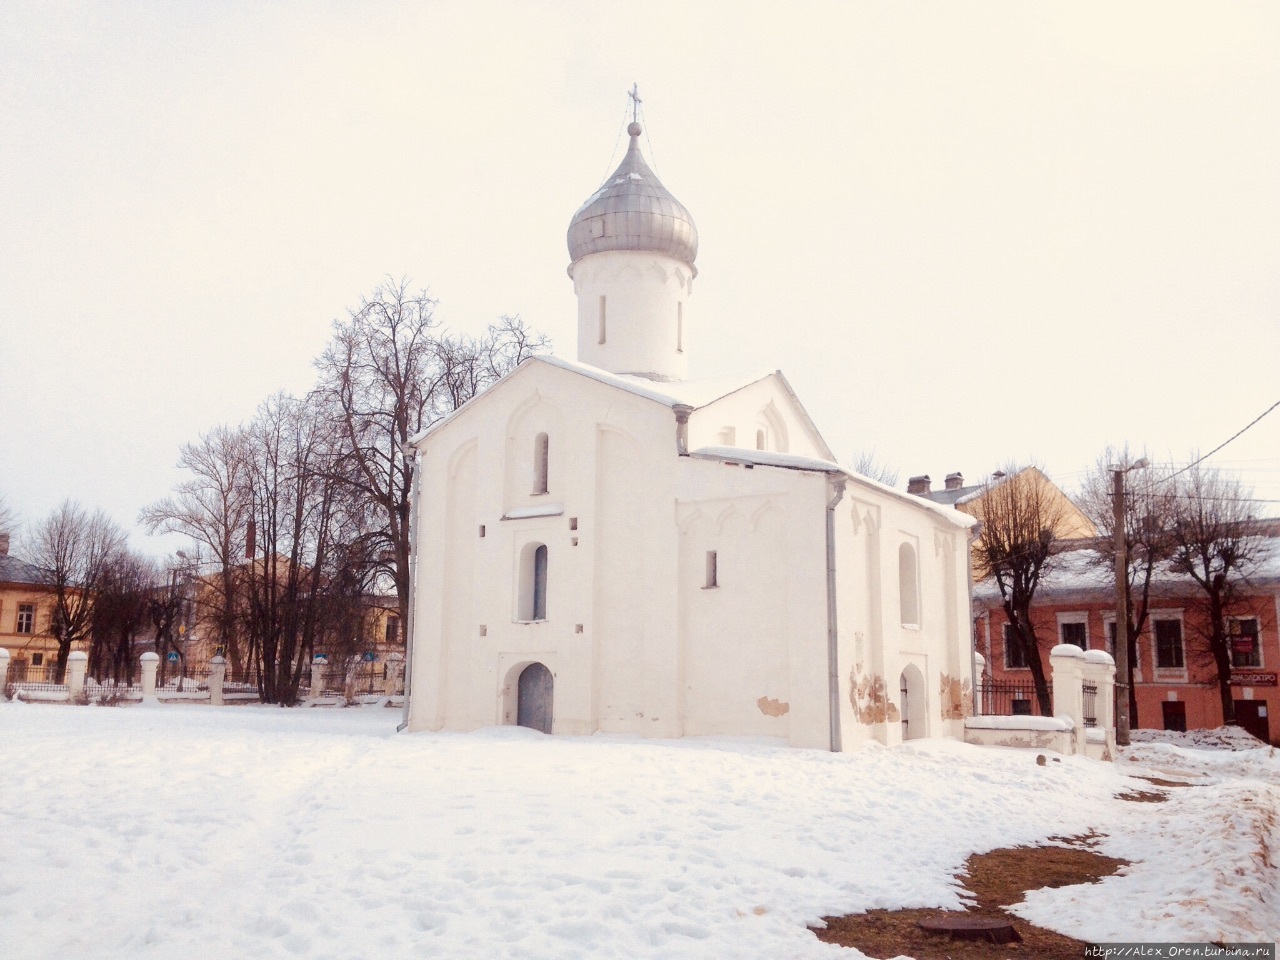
<box><xmin>1113</xmin><ymin>458</ymin><xmax>1148</xmax><ymax>747</ymax></box>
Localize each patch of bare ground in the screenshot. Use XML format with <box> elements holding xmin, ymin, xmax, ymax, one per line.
<box><xmin>813</xmin><ymin>834</ymin><xmax>1129</xmax><ymax>959</ymax></box>
<box><xmin>1134</xmin><ymin>775</ymin><xmax>1197</xmax><ymax>788</ymax></box>
<box><xmin>1115</xmin><ymin>788</ymin><xmax>1168</xmax><ymax>802</ymax></box>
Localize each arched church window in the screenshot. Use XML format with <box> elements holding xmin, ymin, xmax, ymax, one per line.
<box><xmin>755</xmin><ymin>429</ymin><xmax>766</xmax><ymax>451</ymax></box>
<box><xmin>533</xmin><ymin>433</ymin><xmax>549</xmax><ymax>494</ymax></box>
<box><xmin>518</xmin><ymin>542</ymin><xmax>549</xmax><ymax>621</ymax></box>
<box><xmin>598</xmin><ymin>296</ymin><xmax>607</xmax><ymax>344</ymax></box>
<box><xmin>677</xmin><ymin>302</ymin><xmax>684</xmax><ymax>354</ymax></box>
<box><xmin>898</xmin><ymin>543</ymin><xmax>920</xmax><ymax>627</ymax></box>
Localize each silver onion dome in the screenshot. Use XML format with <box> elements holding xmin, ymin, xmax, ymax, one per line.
<box><xmin>567</xmin><ymin>122</ymin><xmax>698</xmax><ymax>268</ymax></box>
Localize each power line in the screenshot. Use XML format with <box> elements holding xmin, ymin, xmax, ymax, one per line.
<box><xmin>1165</xmin><ymin>400</ymin><xmax>1280</xmax><ymax>481</ymax></box>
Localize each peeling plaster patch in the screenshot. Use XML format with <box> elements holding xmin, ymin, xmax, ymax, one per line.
<box><xmin>939</xmin><ymin>673</ymin><xmax>973</xmax><ymax>720</ymax></box>
<box><xmin>756</xmin><ymin>696</ymin><xmax>790</xmax><ymax>717</ymax></box>
<box><xmin>850</xmin><ymin>663</ymin><xmax>899</xmax><ymax>724</ymax></box>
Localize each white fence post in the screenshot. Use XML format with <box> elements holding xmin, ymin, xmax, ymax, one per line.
<box><xmin>310</xmin><ymin>657</ymin><xmax>326</xmax><ymax>700</ymax></box>
<box><xmin>385</xmin><ymin>653</ymin><xmax>405</xmax><ymax>696</ymax></box>
<box><xmin>0</xmin><ymin>647</ymin><xmax>10</xmax><ymax>695</ymax></box>
<box><xmin>971</xmin><ymin>651</ymin><xmax>986</xmax><ymax>716</ymax></box>
<box><xmin>139</xmin><ymin>652</ymin><xmax>159</xmax><ymax>700</ymax></box>
<box><xmin>1049</xmin><ymin>644</ymin><xmax>1086</xmax><ymax>754</ymax></box>
<box><xmin>1083</xmin><ymin>650</ymin><xmax>1117</xmax><ymax>757</ymax></box>
<box><xmin>67</xmin><ymin>651</ymin><xmax>89</xmax><ymax>700</ymax></box>
<box><xmin>209</xmin><ymin>656</ymin><xmax>226</xmax><ymax>706</ymax></box>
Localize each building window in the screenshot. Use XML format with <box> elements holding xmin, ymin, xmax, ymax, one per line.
<box><xmin>1060</xmin><ymin>621</ymin><xmax>1087</xmax><ymax>650</ymax></box>
<box><xmin>16</xmin><ymin>603</ymin><xmax>34</xmax><ymax>634</ymax></box>
<box><xmin>704</xmin><ymin>551</ymin><xmax>718</xmax><ymax>588</ymax></box>
<box><xmin>898</xmin><ymin>543</ymin><xmax>919</xmax><ymax>626</ymax></box>
<box><xmin>1104</xmin><ymin>620</ymin><xmax>1116</xmax><ymax>656</ymax></box>
<box><xmin>598</xmin><ymin>295</ymin><xmax>606</xmax><ymax>344</ymax></box>
<box><xmin>533</xmin><ymin>545</ymin><xmax>548</xmax><ymax>620</ymax></box>
<box><xmin>31</xmin><ymin>652</ymin><xmax>44</xmax><ymax>667</ymax></box>
<box><xmin>532</xmin><ymin>433</ymin><xmax>549</xmax><ymax>495</ymax></box>
<box><xmin>1154</xmin><ymin>619</ymin><xmax>1184</xmax><ymax>670</ymax></box>
<box><xmin>1004</xmin><ymin>623</ymin><xmax>1029</xmax><ymax>669</ymax></box>
<box><xmin>518</xmin><ymin>543</ymin><xmax>549</xmax><ymax>621</ymax></box>
<box><xmin>717</xmin><ymin>426</ymin><xmax>736</xmax><ymax>446</ymax></box>
<box><xmin>755</xmin><ymin>429</ymin><xmax>765</xmax><ymax>451</ymax></box>
<box><xmin>676</xmin><ymin>302</ymin><xmax>684</xmax><ymax>353</ymax></box>
<box><xmin>385</xmin><ymin>615</ymin><xmax>400</xmax><ymax>645</ymax></box>
<box><xmin>1230</xmin><ymin>618</ymin><xmax>1262</xmax><ymax>668</ymax></box>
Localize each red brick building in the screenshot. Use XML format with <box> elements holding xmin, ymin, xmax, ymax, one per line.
<box><xmin>974</xmin><ymin>545</ymin><xmax>1280</xmax><ymax>744</ymax></box>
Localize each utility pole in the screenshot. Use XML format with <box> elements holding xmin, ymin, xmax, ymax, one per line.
<box><xmin>1113</xmin><ymin>467</ymin><xmax>1130</xmax><ymax>746</ymax></box>
<box><xmin>1112</xmin><ymin>458</ymin><xmax>1148</xmax><ymax>747</ymax></box>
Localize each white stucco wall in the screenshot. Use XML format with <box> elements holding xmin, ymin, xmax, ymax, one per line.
<box><xmin>687</xmin><ymin>375</ymin><xmax>829</xmax><ymax>459</ymax></box>
<box><xmin>571</xmin><ymin>250</ymin><xmax>693</xmax><ymax>382</ymax></box>
<box><xmin>407</xmin><ymin>359</ymin><xmax>973</xmax><ymax>752</ymax></box>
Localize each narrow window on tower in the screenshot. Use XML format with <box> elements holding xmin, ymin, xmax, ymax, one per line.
<box><xmin>676</xmin><ymin>302</ymin><xmax>684</xmax><ymax>353</ymax></box>
<box><xmin>598</xmin><ymin>295</ymin><xmax>607</xmax><ymax>344</ymax></box>
<box><xmin>704</xmin><ymin>550</ymin><xmax>718</xmax><ymax>589</ymax></box>
<box><xmin>533</xmin><ymin>432</ymin><xmax>549</xmax><ymax>495</ymax></box>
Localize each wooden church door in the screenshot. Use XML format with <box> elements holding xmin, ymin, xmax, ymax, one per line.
<box><xmin>517</xmin><ymin>662</ymin><xmax>553</xmax><ymax>734</ymax></box>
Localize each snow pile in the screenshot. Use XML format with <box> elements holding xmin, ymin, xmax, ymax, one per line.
<box><xmin>1016</xmin><ymin>734</ymin><xmax>1280</xmax><ymax>940</ymax></box>
<box><xmin>0</xmin><ymin>705</ymin><xmax>1275</xmax><ymax>957</ymax></box>
<box><xmin>1130</xmin><ymin>725</ymin><xmax>1269</xmax><ymax>752</ymax></box>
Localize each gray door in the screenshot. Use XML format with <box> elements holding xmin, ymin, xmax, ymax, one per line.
<box><xmin>517</xmin><ymin>662</ymin><xmax>553</xmax><ymax>734</ymax></box>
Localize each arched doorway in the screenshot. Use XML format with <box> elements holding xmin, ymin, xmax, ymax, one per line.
<box><xmin>899</xmin><ymin>664</ymin><xmax>926</xmax><ymax>741</ymax></box>
<box><xmin>517</xmin><ymin>662</ymin><xmax>553</xmax><ymax>733</ymax></box>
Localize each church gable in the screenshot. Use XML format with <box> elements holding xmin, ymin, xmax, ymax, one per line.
<box><xmin>687</xmin><ymin>372</ymin><xmax>833</xmax><ymax>460</ymax></box>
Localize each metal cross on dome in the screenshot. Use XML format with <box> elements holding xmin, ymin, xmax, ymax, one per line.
<box><xmin>629</xmin><ymin>83</ymin><xmax>642</xmax><ymax>123</ymax></box>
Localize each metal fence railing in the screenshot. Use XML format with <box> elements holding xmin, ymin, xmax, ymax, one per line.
<box><xmin>976</xmin><ymin>679</ymin><xmax>1049</xmax><ymax>717</ymax></box>
<box><xmin>1082</xmin><ymin>682</ymin><xmax>1098</xmax><ymax>728</ymax></box>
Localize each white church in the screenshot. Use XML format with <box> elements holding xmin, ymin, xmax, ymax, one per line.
<box><xmin>404</xmin><ymin>119</ymin><xmax>976</xmax><ymax>750</ymax></box>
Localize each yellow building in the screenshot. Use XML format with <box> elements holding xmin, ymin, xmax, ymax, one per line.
<box><xmin>908</xmin><ymin>467</ymin><xmax>1096</xmax><ymax>576</ymax></box>
<box><xmin>0</xmin><ymin>536</ymin><xmax>75</xmax><ymax>682</ymax></box>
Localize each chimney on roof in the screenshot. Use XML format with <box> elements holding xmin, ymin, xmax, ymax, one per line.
<box><xmin>907</xmin><ymin>475</ymin><xmax>932</xmax><ymax>496</ymax></box>
<box><xmin>0</xmin><ymin>533</ymin><xmax>8</xmax><ymax>556</ymax></box>
<box><xmin>944</xmin><ymin>472</ymin><xmax>964</xmax><ymax>491</ymax></box>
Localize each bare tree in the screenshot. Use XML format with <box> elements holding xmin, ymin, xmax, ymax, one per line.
<box><xmin>26</xmin><ymin>502</ymin><xmax>126</xmax><ymax>683</ymax></box>
<box><xmin>89</xmin><ymin>551</ymin><xmax>157</xmax><ymax>685</ymax></box>
<box><xmin>849</xmin><ymin>450</ymin><xmax>899</xmax><ymax>488</ymax></box>
<box><xmin>1077</xmin><ymin>447</ymin><xmax>1176</xmax><ymax>727</ymax></box>
<box><xmin>1167</xmin><ymin>463</ymin><xmax>1267</xmax><ymax>726</ymax></box>
<box><xmin>973</xmin><ymin>467</ymin><xmax>1070</xmax><ymax>715</ymax></box>
<box><xmin>140</xmin><ymin>426</ymin><xmax>251</xmax><ymax>674</ymax></box>
<box><xmin>315</xmin><ymin>278</ymin><xmax>549</xmax><ymax>638</ymax></box>
<box><xmin>0</xmin><ymin>493</ymin><xmax>17</xmax><ymax>537</ymax></box>
<box><xmin>240</xmin><ymin>392</ymin><xmax>374</xmax><ymax>704</ymax></box>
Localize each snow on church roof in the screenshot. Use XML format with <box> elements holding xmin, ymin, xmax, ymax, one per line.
<box><xmin>533</xmin><ymin>355</ymin><xmax>774</xmax><ymax>408</ymax></box>
<box><xmin>690</xmin><ymin>447</ymin><xmax>977</xmax><ymax>530</ymax></box>
<box><xmin>406</xmin><ymin>354</ymin><xmax>775</xmax><ymax>446</ymax></box>
<box><xmin>690</xmin><ymin>447</ymin><xmax>843</xmax><ymax>473</ymax></box>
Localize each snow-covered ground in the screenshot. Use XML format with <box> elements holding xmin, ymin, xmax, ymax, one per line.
<box><xmin>1</xmin><ymin>704</ymin><xmax>1276</xmax><ymax>959</ymax></box>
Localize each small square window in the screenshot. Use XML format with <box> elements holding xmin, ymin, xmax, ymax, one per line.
<box><xmin>31</xmin><ymin>652</ymin><xmax>44</xmax><ymax>667</ymax></box>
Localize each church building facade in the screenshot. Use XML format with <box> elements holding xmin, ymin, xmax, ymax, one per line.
<box><xmin>404</xmin><ymin>121</ymin><xmax>976</xmax><ymax>750</ymax></box>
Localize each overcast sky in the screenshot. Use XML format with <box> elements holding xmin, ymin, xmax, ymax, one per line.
<box><xmin>2</xmin><ymin>1</ymin><xmax>1278</xmax><ymax>556</ymax></box>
